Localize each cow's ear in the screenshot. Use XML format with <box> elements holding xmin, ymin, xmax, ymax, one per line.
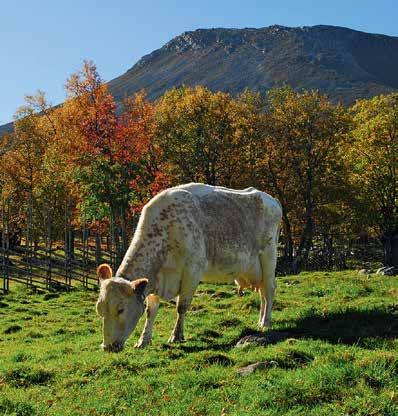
<box><xmin>97</xmin><ymin>264</ymin><xmax>113</xmax><ymax>282</ymax></box>
<box><xmin>131</xmin><ymin>278</ymin><xmax>148</xmax><ymax>297</ymax></box>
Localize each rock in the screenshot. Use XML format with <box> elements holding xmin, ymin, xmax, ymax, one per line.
<box><xmin>236</xmin><ymin>335</ymin><xmax>268</xmax><ymax>348</ymax></box>
<box><xmin>236</xmin><ymin>331</ymin><xmax>290</xmax><ymax>348</ymax></box>
<box><xmin>237</xmin><ymin>361</ymin><xmax>279</xmax><ymax>376</ymax></box>
<box><xmin>376</xmin><ymin>266</ymin><xmax>396</xmax><ymax>276</ymax></box>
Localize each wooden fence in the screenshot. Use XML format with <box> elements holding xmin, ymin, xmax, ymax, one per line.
<box><xmin>0</xmin><ymin>196</ymin><xmax>133</xmax><ymax>294</ymax></box>
<box><xmin>0</xmin><ymin>196</ymin><xmax>384</xmax><ymax>293</ymax></box>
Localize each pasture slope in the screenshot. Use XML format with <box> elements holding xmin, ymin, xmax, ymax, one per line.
<box><xmin>0</xmin><ymin>271</ymin><xmax>397</xmax><ymax>415</ymax></box>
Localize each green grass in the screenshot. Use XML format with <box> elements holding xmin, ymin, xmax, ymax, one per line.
<box><xmin>0</xmin><ymin>271</ymin><xmax>397</xmax><ymax>415</ymax></box>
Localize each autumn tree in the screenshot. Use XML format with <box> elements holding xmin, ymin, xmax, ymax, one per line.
<box><xmin>231</xmin><ymin>90</ymin><xmax>268</xmax><ymax>188</ymax></box>
<box><xmin>155</xmin><ymin>86</ymin><xmax>242</xmax><ymax>186</ymax></box>
<box><xmin>0</xmin><ymin>94</ymin><xmax>77</xmax><ymax>259</ymax></box>
<box><xmin>1</xmin><ymin>95</ymin><xmax>47</xmax><ymax>237</ymax></box>
<box><xmin>262</xmin><ymin>87</ymin><xmax>350</xmax><ymax>270</ymax></box>
<box><xmin>121</xmin><ymin>91</ymin><xmax>169</xmax><ymax>209</ymax></box>
<box><xmin>65</xmin><ymin>61</ymin><xmax>165</xmax><ymax>230</ymax></box>
<box><xmin>348</xmin><ymin>93</ymin><xmax>398</xmax><ymax>267</ymax></box>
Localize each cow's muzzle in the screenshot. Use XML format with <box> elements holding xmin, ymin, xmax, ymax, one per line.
<box><xmin>101</xmin><ymin>341</ymin><xmax>124</xmax><ymax>352</ymax></box>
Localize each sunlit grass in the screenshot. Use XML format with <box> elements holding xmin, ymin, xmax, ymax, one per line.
<box><xmin>0</xmin><ymin>271</ymin><xmax>397</xmax><ymax>415</ymax></box>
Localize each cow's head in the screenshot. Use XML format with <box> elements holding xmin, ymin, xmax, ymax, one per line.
<box><xmin>96</xmin><ymin>264</ymin><xmax>148</xmax><ymax>352</ymax></box>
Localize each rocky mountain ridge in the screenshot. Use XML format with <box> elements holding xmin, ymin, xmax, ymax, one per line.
<box><xmin>2</xmin><ymin>24</ymin><xmax>398</xmax><ymax>136</ymax></box>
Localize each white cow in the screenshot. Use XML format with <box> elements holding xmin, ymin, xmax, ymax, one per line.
<box><xmin>96</xmin><ymin>183</ymin><xmax>282</xmax><ymax>351</ymax></box>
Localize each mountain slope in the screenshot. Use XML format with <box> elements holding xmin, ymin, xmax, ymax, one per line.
<box><xmin>2</xmin><ymin>24</ymin><xmax>398</xmax><ymax>136</ymax></box>
<box><xmin>108</xmin><ymin>25</ymin><xmax>398</xmax><ymax>105</ymax></box>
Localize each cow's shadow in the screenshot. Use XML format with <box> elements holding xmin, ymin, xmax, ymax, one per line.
<box><xmin>235</xmin><ymin>307</ymin><xmax>398</xmax><ymax>348</ymax></box>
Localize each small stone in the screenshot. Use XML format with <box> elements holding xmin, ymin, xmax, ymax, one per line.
<box><xmin>235</xmin><ymin>331</ymin><xmax>290</xmax><ymax>348</ymax></box>
<box><xmin>236</xmin><ymin>335</ymin><xmax>268</xmax><ymax>348</ymax></box>
<box><xmin>237</xmin><ymin>361</ymin><xmax>268</xmax><ymax>376</ymax></box>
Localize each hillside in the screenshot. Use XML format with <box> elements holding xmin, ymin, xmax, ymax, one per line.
<box><xmin>108</xmin><ymin>25</ymin><xmax>398</xmax><ymax>105</ymax></box>
<box><xmin>2</xmin><ymin>24</ymin><xmax>398</xmax><ymax>136</ymax></box>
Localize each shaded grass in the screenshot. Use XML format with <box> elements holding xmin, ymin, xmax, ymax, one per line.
<box><xmin>0</xmin><ymin>271</ymin><xmax>397</xmax><ymax>415</ymax></box>
<box><xmin>2</xmin><ymin>366</ymin><xmax>54</xmax><ymax>387</ymax></box>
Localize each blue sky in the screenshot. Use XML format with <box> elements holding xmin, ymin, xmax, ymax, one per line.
<box><xmin>1</xmin><ymin>0</ymin><xmax>397</xmax><ymax>124</ymax></box>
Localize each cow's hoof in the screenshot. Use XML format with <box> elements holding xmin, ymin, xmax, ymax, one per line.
<box><xmin>134</xmin><ymin>339</ymin><xmax>151</xmax><ymax>348</ymax></box>
<box><xmin>168</xmin><ymin>334</ymin><xmax>184</xmax><ymax>343</ymax></box>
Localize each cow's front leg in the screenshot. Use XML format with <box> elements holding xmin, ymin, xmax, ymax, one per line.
<box><xmin>135</xmin><ymin>294</ymin><xmax>159</xmax><ymax>348</ymax></box>
<box><xmin>168</xmin><ymin>295</ymin><xmax>192</xmax><ymax>343</ymax></box>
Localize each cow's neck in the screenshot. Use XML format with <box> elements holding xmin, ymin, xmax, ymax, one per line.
<box><xmin>116</xmin><ymin>217</ymin><xmax>167</xmax><ymax>288</ymax></box>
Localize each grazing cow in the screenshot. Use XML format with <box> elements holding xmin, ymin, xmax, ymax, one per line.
<box><xmin>96</xmin><ymin>183</ymin><xmax>282</xmax><ymax>351</ymax></box>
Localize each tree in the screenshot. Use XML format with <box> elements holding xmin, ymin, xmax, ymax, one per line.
<box><xmin>262</xmin><ymin>87</ymin><xmax>350</xmax><ymax>270</ymax></box>
<box><xmin>0</xmin><ymin>90</ymin><xmax>77</xmax><ymax>253</ymax></box>
<box><xmin>65</xmin><ymin>61</ymin><xmax>166</xmax><ymax>228</ymax></box>
<box><xmin>155</xmin><ymin>86</ymin><xmax>240</xmax><ymax>186</ymax></box>
<box><xmin>348</xmin><ymin>94</ymin><xmax>398</xmax><ymax>267</ymax></box>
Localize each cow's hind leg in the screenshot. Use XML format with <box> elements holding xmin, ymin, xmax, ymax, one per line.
<box><xmin>259</xmin><ymin>241</ymin><xmax>278</xmax><ymax>329</ymax></box>
<box><xmin>258</xmin><ymin>291</ymin><xmax>265</xmax><ymax>327</ymax></box>
<box><xmin>135</xmin><ymin>294</ymin><xmax>160</xmax><ymax>348</ymax></box>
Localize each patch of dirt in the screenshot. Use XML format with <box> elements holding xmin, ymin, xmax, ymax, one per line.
<box><xmin>200</xmin><ymin>329</ymin><xmax>222</xmax><ymax>339</ymax></box>
<box><xmin>220</xmin><ymin>317</ymin><xmax>242</xmax><ymax>327</ymax></box>
<box><xmin>211</xmin><ymin>291</ymin><xmax>234</xmax><ymax>299</ymax></box>
<box><xmin>202</xmin><ymin>353</ymin><xmax>234</xmax><ymax>366</ymax></box>
<box><xmin>43</xmin><ymin>293</ymin><xmax>60</xmax><ymax>301</ymax></box>
<box><xmin>2</xmin><ymin>367</ymin><xmax>53</xmax><ymax>387</ymax></box>
<box><xmin>4</xmin><ymin>324</ymin><xmax>22</xmax><ymax>334</ymax></box>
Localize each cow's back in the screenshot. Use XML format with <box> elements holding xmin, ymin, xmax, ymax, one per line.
<box><xmin>164</xmin><ymin>184</ymin><xmax>281</xmax><ymax>281</ymax></box>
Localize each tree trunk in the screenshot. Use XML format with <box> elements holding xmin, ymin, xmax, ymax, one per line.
<box><xmin>295</xmin><ymin>213</ymin><xmax>314</xmax><ymax>268</ymax></box>
<box><xmin>392</xmin><ymin>233</ymin><xmax>398</xmax><ymax>268</ymax></box>
<box><xmin>282</xmin><ymin>214</ymin><xmax>294</xmax><ymax>271</ymax></box>
<box><xmin>383</xmin><ymin>232</ymin><xmax>398</xmax><ymax>267</ymax></box>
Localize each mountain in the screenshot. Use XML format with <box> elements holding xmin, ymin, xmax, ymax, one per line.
<box><xmin>107</xmin><ymin>25</ymin><xmax>398</xmax><ymax>104</ymax></box>
<box><xmin>2</xmin><ymin>24</ymin><xmax>398</xmax><ymax>136</ymax></box>
<box><xmin>0</xmin><ymin>121</ymin><xmax>13</xmax><ymax>137</ymax></box>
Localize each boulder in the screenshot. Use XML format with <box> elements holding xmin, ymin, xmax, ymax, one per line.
<box><xmin>376</xmin><ymin>266</ymin><xmax>396</xmax><ymax>276</ymax></box>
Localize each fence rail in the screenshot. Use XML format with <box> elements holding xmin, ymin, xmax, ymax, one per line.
<box><xmin>0</xmin><ymin>235</ymin><xmax>119</xmax><ymax>293</ymax></box>
<box><xmin>0</xmin><ymin>195</ymin><xmax>133</xmax><ymax>293</ymax></box>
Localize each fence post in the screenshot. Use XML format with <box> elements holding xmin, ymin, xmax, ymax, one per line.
<box><xmin>1</xmin><ymin>196</ymin><xmax>9</xmax><ymax>293</ymax></box>
<box><xmin>27</xmin><ymin>192</ymin><xmax>33</xmax><ymax>288</ymax></box>
<box><xmin>82</xmin><ymin>221</ymin><xmax>88</xmax><ymax>288</ymax></box>
<box><xmin>110</xmin><ymin>208</ymin><xmax>116</xmax><ymax>271</ymax></box>
<box><xmin>95</xmin><ymin>219</ymin><xmax>102</xmax><ymax>267</ymax></box>
<box><xmin>119</xmin><ymin>205</ymin><xmax>127</xmax><ymax>265</ymax></box>
<box><xmin>46</xmin><ymin>201</ymin><xmax>52</xmax><ymax>290</ymax></box>
<box><xmin>64</xmin><ymin>199</ymin><xmax>72</xmax><ymax>286</ymax></box>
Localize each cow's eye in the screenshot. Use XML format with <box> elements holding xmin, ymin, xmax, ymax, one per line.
<box><xmin>117</xmin><ymin>308</ymin><xmax>124</xmax><ymax>315</ymax></box>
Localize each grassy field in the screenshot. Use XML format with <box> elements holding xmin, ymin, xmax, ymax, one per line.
<box><xmin>0</xmin><ymin>271</ymin><xmax>397</xmax><ymax>416</ymax></box>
